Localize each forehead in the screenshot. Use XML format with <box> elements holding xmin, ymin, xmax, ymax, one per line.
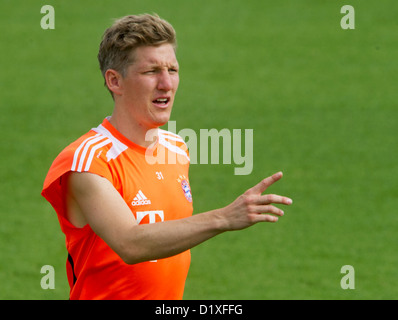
<box><xmin>131</xmin><ymin>44</ymin><xmax>178</xmax><ymax>67</ymax></box>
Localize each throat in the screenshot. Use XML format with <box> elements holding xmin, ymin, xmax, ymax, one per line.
<box><xmin>108</xmin><ymin>115</ymin><xmax>159</xmax><ymax>148</ymax></box>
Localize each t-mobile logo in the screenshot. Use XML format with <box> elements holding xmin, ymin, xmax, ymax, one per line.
<box><xmin>136</xmin><ymin>210</ymin><xmax>164</xmax><ymax>225</ymax></box>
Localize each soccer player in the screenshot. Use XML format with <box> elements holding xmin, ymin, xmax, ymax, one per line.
<box><xmin>41</xmin><ymin>14</ymin><xmax>293</xmax><ymax>300</ymax></box>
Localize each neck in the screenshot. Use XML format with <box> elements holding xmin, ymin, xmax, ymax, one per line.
<box><xmin>109</xmin><ymin>109</ymin><xmax>159</xmax><ymax>148</ymax></box>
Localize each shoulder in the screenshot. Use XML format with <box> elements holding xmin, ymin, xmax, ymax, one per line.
<box><xmin>56</xmin><ymin>129</ymin><xmax>112</xmax><ymax>172</ymax></box>
<box><xmin>66</xmin><ymin>121</ymin><xmax>131</xmax><ymax>173</ymax></box>
<box><xmin>158</xmin><ymin>129</ymin><xmax>190</xmax><ymax>162</ymax></box>
<box><xmin>158</xmin><ymin>129</ymin><xmax>187</xmax><ymax>149</ymax></box>
<box><xmin>42</xmin><ymin>123</ymin><xmax>123</xmax><ymax>192</ymax></box>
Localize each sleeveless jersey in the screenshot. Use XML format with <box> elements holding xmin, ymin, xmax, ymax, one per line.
<box><xmin>41</xmin><ymin>117</ymin><xmax>193</xmax><ymax>300</ymax></box>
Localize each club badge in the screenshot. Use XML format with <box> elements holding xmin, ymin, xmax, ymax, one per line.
<box><xmin>177</xmin><ymin>175</ymin><xmax>192</xmax><ymax>203</ymax></box>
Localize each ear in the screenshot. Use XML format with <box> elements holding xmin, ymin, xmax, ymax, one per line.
<box><xmin>105</xmin><ymin>69</ymin><xmax>123</xmax><ymax>96</ymax></box>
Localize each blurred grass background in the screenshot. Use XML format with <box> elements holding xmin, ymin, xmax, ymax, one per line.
<box><xmin>0</xmin><ymin>0</ymin><xmax>396</xmax><ymax>299</ymax></box>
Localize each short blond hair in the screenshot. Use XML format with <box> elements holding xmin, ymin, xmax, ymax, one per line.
<box><xmin>97</xmin><ymin>14</ymin><xmax>177</xmax><ymax>93</ymax></box>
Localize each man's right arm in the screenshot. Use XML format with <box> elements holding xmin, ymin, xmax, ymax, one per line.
<box><xmin>64</xmin><ymin>171</ymin><xmax>292</xmax><ymax>265</ymax></box>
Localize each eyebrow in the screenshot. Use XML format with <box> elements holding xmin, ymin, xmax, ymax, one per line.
<box><xmin>140</xmin><ymin>62</ymin><xmax>179</xmax><ymax>71</ymax></box>
<box><xmin>147</xmin><ymin>60</ymin><xmax>179</xmax><ymax>67</ymax></box>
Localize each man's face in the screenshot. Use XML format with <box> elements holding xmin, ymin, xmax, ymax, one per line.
<box><xmin>118</xmin><ymin>43</ymin><xmax>179</xmax><ymax>130</ymax></box>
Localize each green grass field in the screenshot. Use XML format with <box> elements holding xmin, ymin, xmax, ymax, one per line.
<box><xmin>0</xmin><ymin>0</ymin><xmax>397</xmax><ymax>299</ymax></box>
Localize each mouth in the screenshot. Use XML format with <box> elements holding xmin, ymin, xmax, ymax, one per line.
<box><xmin>152</xmin><ymin>97</ymin><xmax>171</xmax><ymax>108</ymax></box>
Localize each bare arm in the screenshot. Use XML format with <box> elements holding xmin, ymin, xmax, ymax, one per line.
<box><xmin>65</xmin><ymin>171</ymin><xmax>292</xmax><ymax>265</ymax></box>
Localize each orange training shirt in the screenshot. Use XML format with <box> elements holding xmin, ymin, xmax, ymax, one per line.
<box><xmin>41</xmin><ymin>117</ymin><xmax>193</xmax><ymax>300</ymax></box>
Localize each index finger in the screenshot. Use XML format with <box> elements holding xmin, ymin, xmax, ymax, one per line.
<box><xmin>249</xmin><ymin>171</ymin><xmax>283</xmax><ymax>194</ymax></box>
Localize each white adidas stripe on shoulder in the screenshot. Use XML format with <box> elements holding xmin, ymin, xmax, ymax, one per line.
<box><xmin>158</xmin><ymin>129</ymin><xmax>185</xmax><ymax>143</ymax></box>
<box><xmin>71</xmin><ymin>134</ymin><xmax>112</xmax><ymax>172</ymax></box>
<box><xmin>71</xmin><ymin>123</ymin><xmax>128</xmax><ymax>172</ymax></box>
<box><xmin>92</xmin><ymin>124</ymin><xmax>128</xmax><ymax>161</ymax></box>
<box><xmin>158</xmin><ymin>130</ymin><xmax>190</xmax><ymax>162</ymax></box>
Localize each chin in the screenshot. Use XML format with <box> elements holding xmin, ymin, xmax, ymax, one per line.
<box><xmin>158</xmin><ymin>120</ymin><xmax>170</xmax><ymax>128</ymax></box>
<box><xmin>148</xmin><ymin>117</ymin><xmax>169</xmax><ymax>129</ymax></box>
<box><xmin>154</xmin><ymin>113</ymin><xmax>172</xmax><ymax>127</ymax></box>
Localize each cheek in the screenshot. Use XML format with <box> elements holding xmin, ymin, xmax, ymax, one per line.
<box><xmin>126</xmin><ymin>79</ymin><xmax>154</xmax><ymax>98</ymax></box>
<box><xmin>173</xmin><ymin>75</ymin><xmax>180</xmax><ymax>91</ymax></box>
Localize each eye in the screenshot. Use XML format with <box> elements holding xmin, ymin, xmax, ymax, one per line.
<box><xmin>168</xmin><ymin>68</ymin><xmax>178</xmax><ymax>74</ymax></box>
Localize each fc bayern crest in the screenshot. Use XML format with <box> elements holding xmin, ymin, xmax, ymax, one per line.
<box><xmin>177</xmin><ymin>175</ymin><xmax>192</xmax><ymax>203</ymax></box>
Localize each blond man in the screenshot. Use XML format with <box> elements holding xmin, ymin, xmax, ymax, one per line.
<box><xmin>42</xmin><ymin>14</ymin><xmax>292</xmax><ymax>300</ymax></box>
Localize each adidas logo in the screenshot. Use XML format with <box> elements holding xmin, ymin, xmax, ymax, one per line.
<box><xmin>131</xmin><ymin>190</ymin><xmax>151</xmax><ymax>206</ymax></box>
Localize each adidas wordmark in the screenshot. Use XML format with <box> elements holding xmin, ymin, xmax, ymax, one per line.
<box><xmin>131</xmin><ymin>190</ymin><xmax>151</xmax><ymax>206</ymax></box>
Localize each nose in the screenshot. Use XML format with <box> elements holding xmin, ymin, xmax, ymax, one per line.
<box><xmin>157</xmin><ymin>70</ymin><xmax>174</xmax><ymax>92</ymax></box>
